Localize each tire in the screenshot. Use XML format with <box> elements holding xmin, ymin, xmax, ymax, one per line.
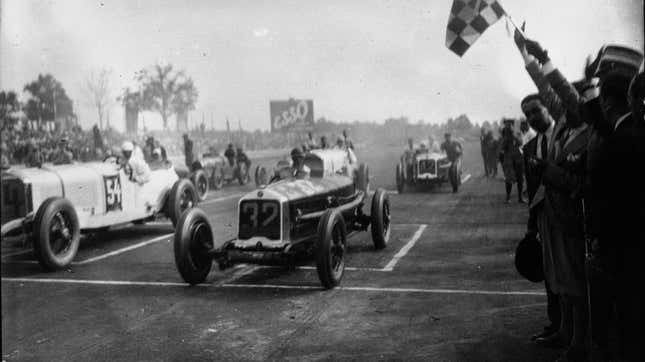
<box><xmin>211</xmin><ymin>166</ymin><xmax>224</xmax><ymax>190</ymax></box>
<box><xmin>449</xmin><ymin>162</ymin><xmax>460</xmax><ymax>193</ymax></box>
<box><xmin>191</xmin><ymin>169</ymin><xmax>209</xmax><ymax>201</ymax></box>
<box><xmin>355</xmin><ymin>163</ymin><xmax>370</xmax><ymax>193</ymax></box>
<box><xmin>255</xmin><ymin>166</ymin><xmax>269</xmax><ymax>187</ymax></box>
<box><xmin>174</xmin><ymin>208</ymin><xmax>214</xmax><ymax>285</ymax></box>
<box><xmin>370</xmin><ymin>188</ymin><xmax>391</xmax><ymax>250</ymax></box>
<box><xmin>168</xmin><ymin>178</ymin><xmax>198</xmax><ymax>227</ymax></box>
<box><xmin>238</xmin><ymin>163</ymin><xmax>250</xmax><ymax>185</ymax></box>
<box><xmin>395</xmin><ymin>163</ymin><xmax>404</xmax><ymax>194</ymax></box>
<box><xmin>315</xmin><ymin>209</ymin><xmax>347</xmax><ymax>289</ymax></box>
<box><xmin>32</xmin><ymin>197</ymin><xmax>81</xmax><ymax>270</ymax></box>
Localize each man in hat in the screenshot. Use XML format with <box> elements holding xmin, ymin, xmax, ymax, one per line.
<box><xmin>342</xmin><ymin>129</ymin><xmax>354</xmax><ymax>150</ymax></box>
<box><xmin>441</xmin><ymin>133</ymin><xmax>463</xmax><ymax>193</ymax></box>
<box><xmin>52</xmin><ymin>137</ymin><xmax>74</xmax><ymax>165</ymax></box>
<box><xmin>224</xmin><ymin>143</ymin><xmax>236</xmax><ymax>167</ymax></box>
<box><xmin>499</xmin><ymin>120</ymin><xmax>525</xmax><ymax>203</ymax></box>
<box><xmin>24</xmin><ymin>139</ymin><xmax>43</xmax><ymax>168</ymax></box>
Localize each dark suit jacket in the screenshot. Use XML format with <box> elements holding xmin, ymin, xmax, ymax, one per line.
<box><xmin>522</xmin><ymin>137</ymin><xmax>539</xmax><ymax>203</ymax></box>
<box><xmin>542</xmin><ymin>122</ymin><xmax>590</xmax><ymax>236</ymax></box>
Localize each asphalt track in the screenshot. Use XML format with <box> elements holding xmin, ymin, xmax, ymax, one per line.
<box><xmin>1</xmin><ymin>142</ymin><xmax>561</xmax><ymax>361</ymax></box>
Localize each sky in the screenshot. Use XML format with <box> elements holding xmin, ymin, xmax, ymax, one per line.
<box><xmin>1</xmin><ymin>0</ymin><xmax>643</xmax><ymax>131</ymax></box>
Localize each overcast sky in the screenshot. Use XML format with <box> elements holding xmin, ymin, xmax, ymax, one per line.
<box><xmin>1</xmin><ymin>0</ymin><xmax>643</xmax><ymax>131</ymax></box>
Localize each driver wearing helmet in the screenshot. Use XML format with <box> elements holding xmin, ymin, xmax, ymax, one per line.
<box><xmin>121</xmin><ymin>141</ymin><xmax>151</xmax><ymax>185</ymax></box>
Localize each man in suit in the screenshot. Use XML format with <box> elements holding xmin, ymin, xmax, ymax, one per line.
<box><xmin>521</xmin><ymin>93</ymin><xmax>560</xmax><ymax>342</ymax></box>
<box><xmin>524</xmin><ymin>37</ymin><xmax>593</xmax><ymax>362</ymax></box>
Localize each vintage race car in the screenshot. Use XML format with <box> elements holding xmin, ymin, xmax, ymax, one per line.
<box><xmin>173</xmin><ymin>149</ymin><xmax>384</xmax><ymax>289</ymax></box>
<box><xmin>254</xmin><ymin>148</ymin><xmax>369</xmax><ymax>190</ymax></box>
<box><xmin>395</xmin><ymin>149</ymin><xmax>461</xmax><ymax>193</ymax></box>
<box><xmin>189</xmin><ymin>154</ymin><xmax>251</xmax><ymax>190</ymax></box>
<box><xmin>1</xmin><ymin>159</ymin><xmax>199</xmax><ymax>270</ymax></box>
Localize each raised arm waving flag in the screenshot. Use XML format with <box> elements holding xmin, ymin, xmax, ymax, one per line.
<box><xmin>446</xmin><ymin>0</ymin><xmax>506</xmax><ymax>57</ymax></box>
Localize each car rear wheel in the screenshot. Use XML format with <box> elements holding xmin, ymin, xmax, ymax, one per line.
<box><xmin>395</xmin><ymin>163</ymin><xmax>405</xmax><ymax>193</ymax></box>
<box><xmin>168</xmin><ymin>178</ymin><xmax>198</xmax><ymax>227</ymax></box>
<box><xmin>33</xmin><ymin>197</ymin><xmax>81</xmax><ymax>270</ymax></box>
<box><xmin>355</xmin><ymin>163</ymin><xmax>370</xmax><ymax>193</ymax></box>
<box><xmin>315</xmin><ymin>209</ymin><xmax>347</xmax><ymax>289</ymax></box>
<box><xmin>449</xmin><ymin>161</ymin><xmax>461</xmax><ymax>193</ymax></box>
<box><xmin>370</xmin><ymin>188</ymin><xmax>391</xmax><ymax>249</ymax></box>
<box><xmin>191</xmin><ymin>169</ymin><xmax>209</xmax><ymax>201</ymax></box>
<box><xmin>174</xmin><ymin>208</ymin><xmax>214</xmax><ymax>285</ymax></box>
<box><xmin>255</xmin><ymin>165</ymin><xmax>269</xmax><ymax>187</ymax></box>
<box><xmin>211</xmin><ymin>166</ymin><xmax>224</xmax><ymax>190</ymax></box>
<box><xmin>238</xmin><ymin>163</ymin><xmax>250</xmax><ymax>185</ymax></box>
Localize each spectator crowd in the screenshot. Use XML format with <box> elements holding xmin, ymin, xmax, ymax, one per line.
<box><xmin>503</xmin><ymin>26</ymin><xmax>644</xmax><ymax>362</ymax></box>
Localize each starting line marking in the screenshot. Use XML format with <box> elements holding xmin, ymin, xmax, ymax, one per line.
<box><xmin>73</xmin><ymin>233</ymin><xmax>173</xmax><ymax>265</ymax></box>
<box><xmin>0</xmin><ymin>277</ymin><xmax>545</xmax><ymax>296</ymax></box>
<box><xmin>382</xmin><ymin>224</ymin><xmax>427</xmax><ymax>271</ymax></box>
<box><xmin>461</xmin><ymin>173</ymin><xmax>472</xmax><ymax>184</ymax></box>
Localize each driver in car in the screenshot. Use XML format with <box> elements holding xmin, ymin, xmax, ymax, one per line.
<box><xmin>121</xmin><ymin>141</ymin><xmax>151</xmax><ymax>185</ymax></box>
<box><xmin>290</xmin><ymin>147</ymin><xmax>310</xmax><ymax>179</ymax></box>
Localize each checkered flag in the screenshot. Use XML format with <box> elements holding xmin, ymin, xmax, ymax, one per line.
<box><xmin>446</xmin><ymin>0</ymin><xmax>506</xmax><ymax>57</ymax></box>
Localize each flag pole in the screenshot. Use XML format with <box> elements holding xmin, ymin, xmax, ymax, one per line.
<box><xmin>505</xmin><ymin>15</ymin><xmax>526</xmax><ymax>38</ymax></box>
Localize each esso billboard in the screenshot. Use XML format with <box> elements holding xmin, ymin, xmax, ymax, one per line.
<box><xmin>270</xmin><ymin>99</ymin><xmax>314</xmax><ymax>132</ymax></box>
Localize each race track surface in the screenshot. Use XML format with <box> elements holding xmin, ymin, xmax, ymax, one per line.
<box><xmin>2</xmin><ymin>142</ymin><xmax>559</xmax><ymax>361</ymax></box>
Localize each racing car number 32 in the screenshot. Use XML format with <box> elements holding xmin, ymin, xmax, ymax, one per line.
<box><xmin>103</xmin><ymin>175</ymin><xmax>123</xmax><ymax>211</ymax></box>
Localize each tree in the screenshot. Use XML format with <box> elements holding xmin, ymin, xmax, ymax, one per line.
<box><xmin>0</xmin><ymin>91</ymin><xmax>21</xmax><ymax>129</ymax></box>
<box><xmin>23</xmin><ymin>74</ymin><xmax>74</xmax><ymax>123</ymax></box>
<box><xmin>84</xmin><ymin>68</ymin><xmax>114</xmax><ymax>130</ymax></box>
<box><xmin>136</xmin><ymin>63</ymin><xmax>198</xmax><ymax>129</ymax></box>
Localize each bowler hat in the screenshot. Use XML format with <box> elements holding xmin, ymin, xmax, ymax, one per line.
<box><xmin>514</xmin><ymin>233</ymin><xmax>544</xmax><ymax>283</ymax></box>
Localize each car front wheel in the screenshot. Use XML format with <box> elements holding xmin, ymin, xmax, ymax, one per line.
<box><xmin>370</xmin><ymin>188</ymin><xmax>391</xmax><ymax>249</ymax></box>
<box><xmin>315</xmin><ymin>209</ymin><xmax>347</xmax><ymax>289</ymax></box>
<box><xmin>33</xmin><ymin>197</ymin><xmax>81</xmax><ymax>270</ymax></box>
<box><xmin>191</xmin><ymin>169</ymin><xmax>209</xmax><ymax>201</ymax></box>
<box><xmin>174</xmin><ymin>208</ymin><xmax>214</xmax><ymax>285</ymax></box>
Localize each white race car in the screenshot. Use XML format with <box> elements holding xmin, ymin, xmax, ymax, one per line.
<box><xmin>1</xmin><ymin>159</ymin><xmax>198</xmax><ymax>270</ymax></box>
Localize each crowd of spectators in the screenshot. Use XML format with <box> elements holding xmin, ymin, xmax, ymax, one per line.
<box><xmin>508</xmin><ymin>26</ymin><xmax>644</xmax><ymax>362</ymax></box>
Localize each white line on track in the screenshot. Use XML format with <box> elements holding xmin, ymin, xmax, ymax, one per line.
<box><xmin>382</xmin><ymin>224</ymin><xmax>427</xmax><ymax>271</ymax></box>
<box><xmin>461</xmin><ymin>173</ymin><xmax>472</xmax><ymax>184</ymax></box>
<box><xmin>263</xmin><ymin>265</ymin><xmax>389</xmax><ymax>272</ymax></box>
<box><xmin>1</xmin><ymin>249</ymin><xmax>32</xmax><ymax>258</ymax></box>
<box><xmin>72</xmin><ymin>233</ymin><xmax>173</xmax><ymax>265</ymax></box>
<box><xmin>201</xmin><ymin>193</ymin><xmax>244</xmax><ymax>205</ymax></box>
<box><xmin>0</xmin><ymin>277</ymin><xmax>545</xmax><ymax>296</ymax></box>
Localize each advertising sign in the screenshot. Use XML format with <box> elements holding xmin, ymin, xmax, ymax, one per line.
<box><xmin>270</xmin><ymin>99</ymin><xmax>314</xmax><ymax>132</ymax></box>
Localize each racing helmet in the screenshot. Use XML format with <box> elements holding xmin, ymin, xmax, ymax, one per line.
<box><xmin>121</xmin><ymin>141</ymin><xmax>134</xmax><ymax>152</ymax></box>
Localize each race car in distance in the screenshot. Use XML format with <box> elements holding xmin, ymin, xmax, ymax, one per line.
<box><xmin>395</xmin><ymin>146</ymin><xmax>461</xmax><ymax>193</ymax></box>
<box><xmin>173</xmin><ymin>148</ymin><xmax>386</xmax><ymax>289</ymax></box>
<box><xmin>1</xmin><ymin>159</ymin><xmax>199</xmax><ymax>270</ymax></box>
<box><xmin>188</xmin><ymin>152</ymin><xmax>251</xmax><ymax>190</ymax></box>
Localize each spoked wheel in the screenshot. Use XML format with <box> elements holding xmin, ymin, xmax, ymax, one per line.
<box><xmin>315</xmin><ymin>209</ymin><xmax>347</xmax><ymax>289</ymax></box>
<box><xmin>238</xmin><ymin>163</ymin><xmax>251</xmax><ymax>185</ymax></box>
<box><xmin>370</xmin><ymin>188</ymin><xmax>391</xmax><ymax>249</ymax></box>
<box><xmin>191</xmin><ymin>169</ymin><xmax>209</xmax><ymax>201</ymax></box>
<box><xmin>33</xmin><ymin>197</ymin><xmax>81</xmax><ymax>270</ymax></box>
<box><xmin>211</xmin><ymin>166</ymin><xmax>224</xmax><ymax>190</ymax></box>
<box><xmin>395</xmin><ymin>163</ymin><xmax>405</xmax><ymax>194</ymax></box>
<box><xmin>255</xmin><ymin>166</ymin><xmax>269</xmax><ymax>187</ymax></box>
<box><xmin>355</xmin><ymin>163</ymin><xmax>370</xmax><ymax>193</ymax></box>
<box><xmin>168</xmin><ymin>178</ymin><xmax>198</xmax><ymax>227</ymax></box>
<box><xmin>174</xmin><ymin>208</ymin><xmax>214</xmax><ymax>284</ymax></box>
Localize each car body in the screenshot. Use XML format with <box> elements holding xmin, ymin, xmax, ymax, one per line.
<box><xmin>1</xmin><ymin>160</ymin><xmax>198</xmax><ymax>269</ymax></box>
<box><xmin>190</xmin><ymin>153</ymin><xmax>251</xmax><ymax>190</ymax></box>
<box><xmin>395</xmin><ymin>148</ymin><xmax>461</xmax><ymax>193</ymax></box>
<box><xmin>174</xmin><ymin>148</ymin><xmax>384</xmax><ymax>289</ymax></box>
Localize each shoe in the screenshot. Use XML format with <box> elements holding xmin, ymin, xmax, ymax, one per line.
<box><xmin>534</xmin><ymin>333</ymin><xmax>568</xmax><ymax>349</ymax></box>
<box><xmin>555</xmin><ymin>346</ymin><xmax>587</xmax><ymax>362</ymax></box>
<box><xmin>530</xmin><ymin>327</ymin><xmax>557</xmax><ymax>341</ymax></box>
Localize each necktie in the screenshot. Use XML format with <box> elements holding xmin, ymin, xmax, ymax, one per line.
<box><xmin>541</xmin><ymin>134</ymin><xmax>548</xmax><ymax>160</ymax></box>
